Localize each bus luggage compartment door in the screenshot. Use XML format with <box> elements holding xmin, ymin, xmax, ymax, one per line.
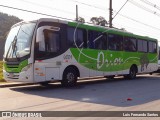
<box><xmin>45</xmin><ymin>67</ymin><xmax>60</xmax><ymax>81</ymax></box>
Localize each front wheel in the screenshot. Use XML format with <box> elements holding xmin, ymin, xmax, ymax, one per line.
<box><xmin>61</xmin><ymin>67</ymin><xmax>78</xmax><ymax>87</ymax></box>
<box><xmin>128</xmin><ymin>66</ymin><xmax>137</xmax><ymax>79</ymax></box>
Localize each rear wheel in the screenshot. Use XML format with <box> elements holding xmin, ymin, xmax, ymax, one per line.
<box><xmin>105</xmin><ymin>75</ymin><xmax>115</xmax><ymax>80</ymax></box>
<box><xmin>127</xmin><ymin>65</ymin><xmax>137</xmax><ymax>79</ymax></box>
<box><xmin>61</xmin><ymin>67</ymin><xmax>78</xmax><ymax>87</ymax></box>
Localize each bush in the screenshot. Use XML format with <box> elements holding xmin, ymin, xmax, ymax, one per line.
<box><xmin>0</xmin><ymin>61</ymin><xmax>5</xmax><ymax>81</ymax></box>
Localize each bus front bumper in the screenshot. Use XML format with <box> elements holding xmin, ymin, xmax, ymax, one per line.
<box><xmin>3</xmin><ymin>70</ymin><xmax>34</xmax><ymax>83</ymax></box>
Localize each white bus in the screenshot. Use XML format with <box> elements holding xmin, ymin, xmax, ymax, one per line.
<box><xmin>3</xmin><ymin>18</ymin><xmax>158</xmax><ymax>86</ymax></box>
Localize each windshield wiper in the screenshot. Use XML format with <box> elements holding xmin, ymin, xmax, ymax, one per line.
<box><xmin>12</xmin><ymin>36</ymin><xmax>19</xmax><ymax>61</ymax></box>
<box><xmin>6</xmin><ymin>36</ymin><xmax>19</xmax><ymax>61</ymax></box>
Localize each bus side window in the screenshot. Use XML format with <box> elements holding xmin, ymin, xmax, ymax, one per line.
<box><xmin>43</xmin><ymin>30</ymin><xmax>60</xmax><ymax>53</ymax></box>
<box><xmin>88</xmin><ymin>30</ymin><xmax>95</xmax><ymax>49</ymax></box>
<box><xmin>88</xmin><ymin>30</ymin><xmax>107</xmax><ymax>50</ymax></box>
<box><xmin>124</xmin><ymin>37</ymin><xmax>137</xmax><ymax>52</ymax></box>
<box><xmin>148</xmin><ymin>41</ymin><xmax>157</xmax><ymax>53</ymax></box>
<box><xmin>108</xmin><ymin>34</ymin><xmax>123</xmax><ymax>51</ymax></box>
<box><xmin>138</xmin><ymin>39</ymin><xmax>148</xmax><ymax>53</ymax></box>
<box><xmin>94</xmin><ymin>34</ymin><xmax>107</xmax><ymax>50</ymax></box>
<box><xmin>67</xmin><ymin>27</ymin><xmax>87</xmax><ymax>48</ymax></box>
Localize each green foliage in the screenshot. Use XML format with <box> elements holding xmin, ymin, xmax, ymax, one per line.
<box><xmin>0</xmin><ymin>61</ymin><xmax>4</xmax><ymax>81</ymax></box>
<box><xmin>90</xmin><ymin>16</ymin><xmax>108</xmax><ymax>26</ymax></box>
<box><xmin>75</xmin><ymin>17</ymin><xmax>85</xmax><ymax>23</ymax></box>
<box><xmin>0</xmin><ymin>12</ymin><xmax>22</xmax><ymax>60</ymax></box>
<box><xmin>0</xmin><ymin>12</ymin><xmax>22</xmax><ymax>41</ymax></box>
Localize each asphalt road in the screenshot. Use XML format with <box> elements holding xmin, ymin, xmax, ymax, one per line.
<box><xmin>1</xmin><ymin>74</ymin><xmax>160</xmax><ymax>120</ymax></box>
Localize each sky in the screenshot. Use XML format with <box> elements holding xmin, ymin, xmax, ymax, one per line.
<box><xmin>0</xmin><ymin>0</ymin><xmax>160</xmax><ymax>43</ymax></box>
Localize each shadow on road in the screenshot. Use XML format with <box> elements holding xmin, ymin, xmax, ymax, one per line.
<box><xmin>10</xmin><ymin>74</ymin><xmax>160</xmax><ymax>107</ymax></box>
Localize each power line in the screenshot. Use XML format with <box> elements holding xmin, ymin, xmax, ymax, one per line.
<box><xmin>115</xmin><ymin>23</ymin><xmax>160</xmax><ymax>37</ymax></box>
<box><xmin>19</xmin><ymin>0</ymin><xmax>107</xmax><ymax>20</ymax></box>
<box><xmin>129</xmin><ymin>0</ymin><xmax>160</xmax><ymax>17</ymax></box>
<box><xmin>0</xmin><ymin>4</ymin><xmax>97</xmax><ymax>25</ymax></box>
<box><xmin>115</xmin><ymin>11</ymin><xmax>160</xmax><ymax>31</ymax></box>
<box><xmin>1</xmin><ymin>3</ymin><xmax>160</xmax><ymax>33</ymax></box>
<box><xmin>0</xmin><ymin>4</ymin><xmax>74</xmax><ymax>21</ymax></box>
<box><xmin>140</xmin><ymin>0</ymin><xmax>160</xmax><ymax>11</ymax></box>
<box><xmin>68</xmin><ymin>0</ymin><xmax>107</xmax><ymax>11</ymax></box>
<box><xmin>20</xmin><ymin>0</ymin><xmax>75</xmax><ymax>15</ymax></box>
<box><xmin>112</xmin><ymin>0</ymin><xmax>129</xmax><ymax>20</ymax></box>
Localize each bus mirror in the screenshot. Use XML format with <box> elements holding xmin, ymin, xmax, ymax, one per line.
<box><xmin>36</xmin><ymin>27</ymin><xmax>46</xmax><ymax>51</ymax></box>
<box><xmin>36</xmin><ymin>27</ymin><xmax>44</xmax><ymax>42</ymax></box>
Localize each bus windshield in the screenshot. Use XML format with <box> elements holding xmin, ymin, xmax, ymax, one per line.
<box><xmin>4</xmin><ymin>22</ymin><xmax>36</xmax><ymax>60</ymax></box>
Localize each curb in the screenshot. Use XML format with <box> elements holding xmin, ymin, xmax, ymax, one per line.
<box><xmin>0</xmin><ymin>83</ymin><xmax>34</xmax><ymax>88</ymax></box>
<box><xmin>0</xmin><ymin>77</ymin><xmax>105</xmax><ymax>88</ymax></box>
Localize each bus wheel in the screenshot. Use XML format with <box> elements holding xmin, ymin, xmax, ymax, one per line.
<box><xmin>39</xmin><ymin>81</ymin><xmax>50</xmax><ymax>86</ymax></box>
<box><xmin>61</xmin><ymin>67</ymin><xmax>78</xmax><ymax>87</ymax></box>
<box><xmin>105</xmin><ymin>75</ymin><xmax>115</xmax><ymax>80</ymax></box>
<box><xmin>128</xmin><ymin>65</ymin><xmax>137</xmax><ymax>79</ymax></box>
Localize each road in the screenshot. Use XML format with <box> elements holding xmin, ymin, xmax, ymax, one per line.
<box><xmin>1</xmin><ymin>74</ymin><xmax>160</xmax><ymax>120</ymax></box>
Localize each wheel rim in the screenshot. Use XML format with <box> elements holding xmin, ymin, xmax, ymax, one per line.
<box><xmin>66</xmin><ymin>73</ymin><xmax>75</xmax><ymax>82</ymax></box>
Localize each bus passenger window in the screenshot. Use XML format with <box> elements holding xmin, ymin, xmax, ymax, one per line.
<box><xmin>88</xmin><ymin>30</ymin><xmax>107</xmax><ymax>50</ymax></box>
<box><xmin>149</xmin><ymin>41</ymin><xmax>157</xmax><ymax>53</ymax></box>
<box><xmin>95</xmin><ymin>35</ymin><xmax>107</xmax><ymax>50</ymax></box>
<box><xmin>108</xmin><ymin>34</ymin><xmax>123</xmax><ymax>51</ymax></box>
<box><xmin>138</xmin><ymin>39</ymin><xmax>148</xmax><ymax>52</ymax></box>
<box><xmin>88</xmin><ymin>31</ymin><xmax>99</xmax><ymax>49</ymax></box>
<box><xmin>77</xmin><ymin>30</ymin><xmax>84</xmax><ymax>48</ymax></box>
<box><xmin>67</xmin><ymin>27</ymin><xmax>87</xmax><ymax>48</ymax></box>
<box><xmin>44</xmin><ymin>30</ymin><xmax>60</xmax><ymax>53</ymax></box>
<box><xmin>124</xmin><ymin>37</ymin><xmax>136</xmax><ymax>52</ymax></box>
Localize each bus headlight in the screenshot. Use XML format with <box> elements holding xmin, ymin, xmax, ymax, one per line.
<box><xmin>21</xmin><ymin>64</ymin><xmax>32</xmax><ymax>72</ymax></box>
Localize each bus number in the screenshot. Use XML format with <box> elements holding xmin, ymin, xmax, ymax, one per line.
<box><xmin>63</xmin><ymin>55</ymin><xmax>72</xmax><ymax>60</ymax></box>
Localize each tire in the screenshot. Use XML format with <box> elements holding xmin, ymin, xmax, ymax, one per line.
<box><xmin>39</xmin><ymin>81</ymin><xmax>50</xmax><ymax>86</ymax></box>
<box><xmin>61</xmin><ymin>67</ymin><xmax>78</xmax><ymax>87</ymax></box>
<box><xmin>127</xmin><ymin>66</ymin><xmax>137</xmax><ymax>79</ymax></box>
<box><xmin>105</xmin><ymin>75</ymin><xmax>115</xmax><ymax>80</ymax></box>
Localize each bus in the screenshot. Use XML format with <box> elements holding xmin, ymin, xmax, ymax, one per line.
<box><xmin>3</xmin><ymin>18</ymin><xmax>158</xmax><ymax>86</ymax></box>
<box><xmin>156</xmin><ymin>47</ymin><xmax>160</xmax><ymax>71</ymax></box>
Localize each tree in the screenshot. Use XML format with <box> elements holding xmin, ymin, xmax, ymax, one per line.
<box><xmin>90</xmin><ymin>16</ymin><xmax>108</xmax><ymax>26</ymax></box>
<box><xmin>75</xmin><ymin>17</ymin><xmax>85</xmax><ymax>23</ymax></box>
<box><xmin>0</xmin><ymin>12</ymin><xmax>22</xmax><ymax>60</ymax></box>
<box><xmin>90</xmin><ymin>17</ymin><xmax>99</xmax><ymax>25</ymax></box>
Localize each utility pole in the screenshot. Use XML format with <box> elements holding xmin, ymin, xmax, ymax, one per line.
<box><xmin>109</xmin><ymin>0</ymin><xmax>113</xmax><ymax>28</ymax></box>
<box><xmin>76</xmin><ymin>5</ymin><xmax>78</xmax><ymax>21</ymax></box>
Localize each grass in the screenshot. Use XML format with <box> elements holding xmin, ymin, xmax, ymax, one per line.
<box><xmin>0</xmin><ymin>61</ymin><xmax>5</xmax><ymax>82</ymax></box>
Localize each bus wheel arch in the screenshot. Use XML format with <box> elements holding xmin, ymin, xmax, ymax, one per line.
<box><xmin>61</xmin><ymin>65</ymin><xmax>80</xmax><ymax>87</ymax></box>
<box><xmin>128</xmin><ymin>64</ymin><xmax>138</xmax><ymax>79</ymax></box>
